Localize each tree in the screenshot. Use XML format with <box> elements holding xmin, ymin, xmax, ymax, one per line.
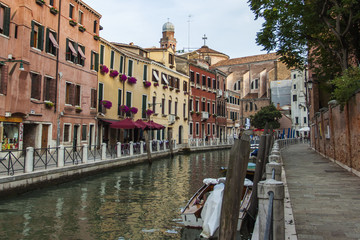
<box><xmin>248</xmin><ymin>0</ymin><xmax>360</xmax><ymax>81</ymax></box>
<box><xmin>250</xmin><ymin>104</ymin><xmax>282</xmax><ymax>129</ymax></box>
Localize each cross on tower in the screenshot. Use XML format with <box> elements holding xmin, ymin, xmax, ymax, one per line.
<box><xmin>202</xmin><ymin>34</ymin><xmax>207</xmax><ymax>46</ymax></box>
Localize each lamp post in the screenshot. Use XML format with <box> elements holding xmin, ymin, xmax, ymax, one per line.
<box><xmin>304</xmin><ymin>67</ymin><xmax>313</xmax><ymax>142</ymax></box>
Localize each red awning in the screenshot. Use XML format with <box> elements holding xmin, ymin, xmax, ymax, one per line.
<box><xmin>146</xmin><ymin>120</ymin><xmax>165</xmax><ymax>130</ymax></box>
<box><xmin>49</xmin><ymin>32</ymin><xmax>59</xmax><ymax>48</ymax></box>
<box><xmin>68</xmin><ymin>42</ymin><xmax>78</xmax><ymax>57</ymax></box>
<box><xmin>78</xmin><ymin>46</ymin><xmax>86</xmax><ymax>60</ymax></box>
<box><xmin>110</xmin><ymin>118</ymin><xmax>142</xmax><ymax>129</ymax></box>
<box><xmin>135</xmin><ymin>119</ymin><xmax>149</xmax><ymax>130</ymax></box>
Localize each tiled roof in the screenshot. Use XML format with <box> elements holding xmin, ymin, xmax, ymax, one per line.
<box><xmin>212</xmin><ymin>52</ymin><xmax>279</xmax><ymax>67</ymax></box>
<box><xmin>196</xmin><ymin>46</ymin><xmax>229</xmax><ymax>57</ymax></box>
<box><xmin>243</xmin><ymin>93</ymin><xmax>259</xmax><ymax>99</ymax></box>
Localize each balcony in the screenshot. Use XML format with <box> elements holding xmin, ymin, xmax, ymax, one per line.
<box><xmin>217</xmin><ymin>89</ymin><xmax>223</xmax><ymax>98</ymax></box>
<box><xmin>201</xmin><ymin>111</ymin><xmax>209</xmax><ymax>121</ymax></box>
<box><xmin>168</xmin><ymin>114</ymin><xmax>175</xmax><ymax>124</ymax></box>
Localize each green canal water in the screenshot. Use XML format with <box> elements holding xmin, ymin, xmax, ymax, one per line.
<box><xmin>0</xmin><ymin>150</ymin><xmax>231</xmax><ymax>240</ymax></box>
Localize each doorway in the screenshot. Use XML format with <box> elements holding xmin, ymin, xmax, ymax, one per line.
<box><xmin>73</xmin><ymin>125</ymin><xmax>79</xmax><ymax>150</ymax></box>
<box><xmin>41</xmin><ymin>124</ymin><xmax>49</xmax><ymax>149</ymax></box>
<box><xmin>178</xmin><ymin>125</ymin><xmax>183</xmax><ymax>144</ymax></box>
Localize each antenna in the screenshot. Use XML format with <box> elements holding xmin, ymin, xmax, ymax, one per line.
<box><xmin>188</xmin><ymin>14</ymin><xmax>192</xmax><ymax>52</ymax></box>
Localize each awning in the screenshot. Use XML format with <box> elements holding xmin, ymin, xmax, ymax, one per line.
<box><xmin>49</xmin><ymin>32</ymin><xmax>59</xmax><ymax>48</ymax></box>
<box><xmin>147</xmin><ymin>120</ymin><xmax>165</xmax><ymax>130</ymax></box>
<box><xmin>101</xmin><ymin>119</ymin><xmax>119</xmax><ymax>124</ymax></box>
<box><xmin>153</xmin><ymin>71</ymin><xmax>159</xmax><ymax>81</ymax></box>
<box><xmin>78</xmin><ymin>46</ymin><xmax>86</xmax><ymax>60</ymax></box>
<box><xmin>299</xmin><ymin>126</ymin><xmax>310</xmax><ymax>132</ymax></box>
<box><xmin>135</xmin><ymin>119</ymin><xmax>149</xmax><ymax>130</ymax></box>
<box><xmin>110</xmin><ymin>118</ymin><xmax>142</xmax><ymax>129</ymax></box>
<box><xmin>68</xmin><ymin>42</ymin><xmax>78</xmax><ymax>57</ymax></box>
<box><xmin>162</xmin><ymin>74</ymin><xmax>169</xmax><ymax>85</ymax></box>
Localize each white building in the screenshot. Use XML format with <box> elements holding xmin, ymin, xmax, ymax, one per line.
<box><xmin>290</xmin><ymin>69</ymin><xmax>309</xmax><ymax>137</ymax></box>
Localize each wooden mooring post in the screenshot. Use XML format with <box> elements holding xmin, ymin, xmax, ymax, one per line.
<box><xmin>219</xmin><ymin>134</ymin><xmax>250</xmax><ymax>240</ymax></box>
<box><xmin>144</xmin><ymin>131</ymin><xmax>152</xmax><ymax>164</ymax></box>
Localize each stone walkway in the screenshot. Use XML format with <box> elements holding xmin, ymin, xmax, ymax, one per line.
<box><xmin>282</xmin><ymin>144</ymin><xmax>360</xmax><ymax>240</ymax></box>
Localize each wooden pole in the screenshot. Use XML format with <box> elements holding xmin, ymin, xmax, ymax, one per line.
<box><xmin>219</xmin><ymin>134</ymin><xmax>250</xmax><ymax>240</ymax></box>
<box><xmin>144</xmin><ymin>130</ymin><xmax>152</xmax><ymax>164</ymax></box>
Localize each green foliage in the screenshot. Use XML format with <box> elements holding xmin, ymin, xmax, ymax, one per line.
<box><xmin>250</xmin><ymin>104</ymin><xmax>282</xmax><ymax>129</ymax></box>
<box><xmin>248</xmin><ymin>0</ymin><xmax>360</xmax><ymax>80</ymax></box>
<box><xmin>331</xmin><ymin>67</ymin><xmax>360</xmax><ymax>108</ymax></box>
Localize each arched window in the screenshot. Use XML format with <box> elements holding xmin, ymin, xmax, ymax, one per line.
<box><xmin>254</xmin><ymin>103</ymin><xmax>258</xmax><ymax>111</ymax></box>
<box><xmin>245</xmin><ymin>103</ymin><xmax>248</xmax><ymax>112</ymax></box>
<box><xmin>249</xmin><ymin>102</ymin><xmax>253</xmax><ymax>111</ymax></box>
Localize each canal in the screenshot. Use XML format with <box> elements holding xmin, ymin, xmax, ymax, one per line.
<box><xmin>0</xmin><ymin>150</ymin><xmax>231</xmax><ymax>240</ymax></box>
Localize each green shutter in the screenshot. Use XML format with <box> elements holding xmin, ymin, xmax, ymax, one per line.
<box><xmin>95</xmin><ymin>53</ymin><xmax>99</xmax><ymax>71</ymax></box>
<box><xmin>100</xmin><ymin>45</ymin><xmax>104</xmax><ymax>65</ymax></box>
<box><xmin>119</xmin><ymin>56</ymin><xmax>124</xmax><ymax>73</ymax></box>
<box><xmin>126</xmin><ymin>92</ymin><xmax>131</xmax><ymax>107</ymax></box>
<box><xmin>65</xmin><ymin>38</ymin><xmax>69</xmax><ymax>60</ymax></box>
<box><xmin>143</xmin><ymin>65</ymin><xmax>147</xmax><ymax>81</ymax></box>
<box><xmin>90</xmin><ymin>51</ymin><xmax>93</xmax><ymax>70</ymax></box>
<box><xmin>142</xmin><ymin>95</ymin><xmax>147</xmax><ymax>118</ymax></box>
<box><xmin>98</xmin><ymin>83</ymin><xmax>103</xmax><ymax>102</ymax></box>
<box><xmin>38</xmin><ymin>25</ymin><xmax>44</xmax><ymax>50</ymax></box>
<box><xmin>117</xmin><ymin>89</ymin><xmax>122</xmax><ymax>115</ymax></box>
<box><xmin>45</xmin><ymin>28</ymin><xmax>49</xmax><ymax>52</ymax></box>
<box><xmin>110</xmin><ymin>51</ymin><xmax>114</xmax><ymax>69</ymax></box>
<box><xmin>30</xmin><ymin>21</ymin><xmax>35</xmax><ymax>47</ymax></box>
<box><xmin>3</xmin><ymin>7</ymin><xmax>10</xmax><ymax>36</ymax></box>
<box><xmin>128</xmin><ymin>60</ymin><xmax>133</xmax><ymax>76</ymax></box>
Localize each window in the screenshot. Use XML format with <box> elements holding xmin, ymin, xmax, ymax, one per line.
<box><xmin>207</xmin><ymin>77</ymin><xmax>211</xmax><ymax>88</ymax></box>
<box><xmin>168</xmin><ymin>99</ymin><xmax>172</xmax><ymax>115</ymax></box>
<box><xmin>66</xmin><ymin>38</ymin><xmax>77</xmax><ymax>63</ymax></box>
<box><xmin>0</xmin><ymin>65</ymin><xmax>7</xmax><ymax>95</ymax></box>
<box><xmin>49</xmin><ymin>0</ymin><xmax>54</xmax><ymax>6</ymax></box>
<box><xmin>249</xmin><ymin>102</ymin><xmax>253</xmax><ymax>111</ymax></box>
<box><xmin>100</xmin><ymin>45</ymin><xmax>104</xmax><ymax>65</ymax></box>
<box><xmin>293</xmin><ymin>95</ymin><xmax>297</xmax><ymax>102</ymax></box>
<box><xmin>295</xmin><ymin>117</ymin><xmax>299</xmax><ymax>124</ymax></box>
<box><xmin>195</xmin><ymin>100</ymin><xmax>199</xmax><ymax>112</ymax></box>
<box><xmin>126</xmin><ymin>91</ymin><xmax>132</xmax><ymax>117</ymax></box>
<box><xmin>98</xmin><ymin>82</ymin><xmax>103</xmax><ymax>109</ymax></box>
<box><xmin>30</xmin><ymin>21</ymin><xmax>44</xmax><ymax>50</ymax></box>
<box><xmin>255</xmin><ymin>79</ymin><xmax>259</xmax><ymax>89</ymax></box>
<box><xmin>119</xmin><ymin>56</ymin><xmax>124</xmax><ymax>73</ymax></box>
<box><xmin>69</xmin><ymin>4</ymin><xmax>74</xmax><ymax>19</ymax></box>
<box><xmin>45</xmin><ymin>29</ymin><xmax>58</xmax><ymax>56</ymax></box>
<box><xmin>30</xmin><ymin>73</ymin><xmax>41</xmax><ymax>100</ymax></box>
<box><xmin>212</xmin><ymin>103</ymin><xmax>215</xmax><ymax>114</ymax></box>
<box><xmin>183</xmin><ymin>80</ymin><xmax>188</xmax><ymax>92</ymax></box>
<box><xmin>90</xmin><ymin>51</ymin><xmax>99</xmax><ymax>71</ymax></box>
<box><xmin>93</xmin><ymin>20</ymin><xmax>97</xmax><ymax>34</ymax></box>
<box><xmin>202</xmin><ymin>75</ymin><xmax>206</xmax><ymax>86</ymax></box>
<box><xmin>212</xmin><ymin>124</ymin><xmax>216</xmax><ymax>135</ymax></box>
<box><xmin>43</xmin><ymin>76</ymin><xmax>56</xmax><ymax>103</ymax></box>
<box><xmin>189</xmin><ymin>122</ymin><xmax>193</xmax><ymax>135</ymax></box>
<box><xmin>78</xmin><ymin>11</ymin><xmax>83</xmax><ymax>25</ymax></box>
<box><xmin>183</xmin><ymin>103</ymin><xmax>186</xmax><ymax>118</ymax></box>
<box><xmin>189</xmin><ymin>99</ymin><xmax>193</xmax><ymax>111</ymax></box>
<box><xmin>152</xmin><ymin>69</ymin><xmax>159</xmax><ymax>82</ymax></box>
<box><xmin>207</xmin><ymin>124</ymin><xmax>210</xmax><ymax>135</ymax></box>
<box><xmin>213</xmin><ymin>79</ymin><xmax>216</xmax><ymax>89</ymax></box>
<box><xmin>110</xmin><ymin>50</ymin><xmax>114</xmax><ymax>69</ymax></box>
<box><xmin>77</xmin><ymin>44</ymin><xmax>85</xmax><ymax>66</ymax></box>
<box><xmin>65</xmin><ymin>82</ymin><xmax>73</xmax><ymax>105</ymax></box>
<box><xmin>117</xmin><ymin>89</ymin><xmax>122</xmax><ymax>115</ymax></box>
<box><xmin>143</xmin><ymin>65</ymin><xmax>148</xmax><ymax>81</ymax></box>
<box><xmin>293</xmin><ymin>84</ymin><xmax>297</xmax><ymax>89</ymax></box>
<box><xmin>142</xmin><ymin>95</ymin><xmax>147</xmax><ymax>119</ymax></box>
<box><xmin>128</xmin><ymin>59</ymin><xmax>133</xmax><ymax>76</ymax></box>
<box><xmin>14</xmin><ymin>24</ymin><xmax>18</xmax><ymax>39</ymax></box>
<box><xmin>196</xmin><ymin>123</ymin><xmax>199</xmax><ymax>136</ymax></box>
<box><xmin>63</xmin><ymin>124</ymin><xmax>71</xmax><ymax>142</ymax></box>
<box><xmin>293</xmin><ymin>74</ymin><xmax>297</xmax><ymax>79</ymax></box>
<box><xmin>169</xmin><ymin>53</ymin><xmax>174</xmax><ymax>65</ymax></box>
<box><xmin>75</xmin><ymin>85</ymin><xmax>81</xmax><ymax>106</ymax></box>
<box><xmin>175</xmin><ymin>101</ymin><xmax>178</xmax><ymax>116</ymax></box>
<box><xmin>161</xmin><ymin>73</ymin><xmax>168</xmax><ymax>85</ymax></box>
<box><xmin>196</xmin><ymin>73</ymin><xmax>200</xmax><ymax>84</ymax></box>
<box><xmin>207</xmin><ymin>102</ymin><xmax>210</xmax><ymax>113</ymax></box>
<box><xmin>162</xmin><ymin>98</ymin><xmax>165</xmax><ymax>115</ymax></box>
<box><xmin>304</xmin><ymin>117</ymin><xmax>307</xmax><ymax>124</ymax></box>
<box><xmin>81</xmin><ymin>125</ymin><xmax>87</xmax><ymax>141</ymax></box>
<box><xmin>0</xmin><ymin>4</ymin><xmax>10</xmax><ymax>36</ymax></box>
<box><xmin>91</xmin><ymin>88</ymin><xmax>97</xmax><ymax>108</ymax></box>
<box><xmin>190</xmin><ymin>71</ymin><xmax>194</xmax><ymax>82</ymax></box>
<box><xmin>202</xmin><ymin>100</ymin><xmax>205</xmax><ymax>111</ymax></box>
<box><xmin>152</xmin><ymin>96</ymin><xmax>156</xmax><ymax>112</ymax></box>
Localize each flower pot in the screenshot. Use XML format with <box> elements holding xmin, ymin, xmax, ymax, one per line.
<box><xmin>36</xmin><ymin>0</ymin><xmax>45</xmax><ymax>6</ymax></box>
<box><xmin>50</xmin><ymin>8</ymin><xmax>58</xmax><ymax>15</ymax></box>
<box><xmin>69</xmin><ymin>20</ymin><xmax>77</xmax><ymax>27</ymax></box>
<box><xmin>79</xmin><ymin>26</ymin><xmax>86</xmax><ymax>32</ymax></box>
<box><xmin>93</xmin><ymin>35</ymin><xmax>100</xmax><ymax>41</ymax></box>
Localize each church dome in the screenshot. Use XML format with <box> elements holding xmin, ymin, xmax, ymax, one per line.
<box><xmin>162</xmin><ymin>21</ymin><xmax>175</xmax><ymax>32</ymax></box>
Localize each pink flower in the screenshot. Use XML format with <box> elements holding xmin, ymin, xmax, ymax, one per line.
<box><xmin>109</xmin><ymin>70</ymin><xmax>119</xmax><ymax>78</ymax></box>
<box><xmin>119</xmin><ymin>105</ymin><xmax>130</xmax><ymax>113</ymax></box>
<box><xmin>100</xmin><ymin>65</ymin><xmax>109</xmax><ymax>74</ymax></box>
<box><xmin>128</xmin><ymin>77</ymin><xmax>137</xmax><ymax>84</ymax></box>
<box><xmin>144</xmin><ymin>81</ymin><xmax>151</xmax><ymax>87</ymax></box>
<box><xmin>130</xmin><ymin>107</ymin><xmax>138</xmax><ymax>114</ymax></box>
<box><xmin>100</xmin><ymin>100</ymin><xmax>112</xmax><ymax>109</ymax></box>
<box><xmin>146</xmin><ymin>109</ymin><xmax>154</xmax><ymax>116</ymax></box>
<box><xmin>120</xmin><ymin>74</ymin><xmax>127</xmax><ymax>81</ymax></box>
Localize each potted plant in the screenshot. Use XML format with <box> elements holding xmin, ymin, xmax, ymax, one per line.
<box><xmin>36</xmin><ymin>0</ymin><xmax>45</xmax><ymax>6</ymax></box>
<box><xmin>212</xmin><ymin>114</ymin><xmax>217</xmax><ymax>117</ymax></box>
<box><xmin>163</xmin><ymin>85</ymin><xmax>168</xmax><ymax>89</ymax></box>
<box><xmin>119</xmin><ymin>105</ymin><xmax>130</xmax><ymax>113</ymax></box>
<box><xmin>190</xmin><ymin>110</ymin><xmax>195</xmax><ymax>115</ymax></box>
<box><xmin>75</xmin><ymin>106</ymin><xmax>82</xmax><ymax>113</ymax></box>
<box><xmin>196</xmin><ymin>111</ymin><xmax>200</xmax><ymax>116</ymax></box>
<box><xmin>144</xmin><ymin>81</ymin><xmax>151</xmax><ymax>88</ymax></box>
<box><xmin>93</xmin><ymin>35</ymin><xmax>100</xmax><ymax>41</ymax></box>
<box><xmin>78</xmin><ymin>25</ymin><xmax>86</xmax><ymax>32</ymax></box>
<box><xmin>109</xmin><ymin>70</ymin><xmax>119</xmax><ymax>78</ymax></box>
<box><xmin>176</xmin><ymin>89</ymin><xmax>180</xmax><ymax>93</ymax></box>
<box><xmin>130</xmin><ymin>107</ymin><xmax>138</xmax><ymax>114</ymax></box>
<box><xmin>100</xmin><ymin>100</ymin><xmax>112</xmax><ymax>109</ymax></box>
<box><xmin>128</xmin><ymin>77</ymin><xmax>137</xmax><ymax>84</ymax></box>
<box><xmin>169</xmin><ymin>86</ymin><xmax>174</xmax><ymax>91</ymax></box>
<box><xmin>50</xmin><ymin>6</ymin><xmax>58</xmax><ymax>14</ymax></box>
<box><xmin>69</xmin><ymin>19</ymin><xmax>77</xmax><ymax>27</ymax></box>
<box><xmin>146</xmin><ymin>109</ymin><xmax>154</xmax><ymax>116</ymax></box>
<box><xmin>119</xmin><ymin>74</ymin><xmax>127</xmax><ymax>82</ymax></box>
<box><xmin>154</xmin><ymin>82</ymin><xmax>159</xmax><ymax>87</ymax></box>
<box><xmin>45</xmin><ymin>101</ymin><xmax>54</xmax><ymax>109</ymax></box>
<box><xmin>100</xmin><ymin>65</ymin><xmax>109</xmax><ymax>74</ymax></box>
<box><xmin>175</xmin><ymin>116</ymin><xmax>180</xmax><ymax>120</ymax></box>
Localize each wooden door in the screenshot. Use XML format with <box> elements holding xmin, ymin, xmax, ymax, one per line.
<box><xmin>41</xmin><ymin>125</ymin><xmax>49</xmax><ymax>149</ymax></box>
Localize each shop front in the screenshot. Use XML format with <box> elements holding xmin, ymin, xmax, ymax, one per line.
<box><xmin>0</xmin><ymin>117</ymin><xmax>23</xmax><ymax>152</ymax></box>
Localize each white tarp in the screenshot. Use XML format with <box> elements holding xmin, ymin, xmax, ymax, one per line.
<box><xmin>200</xmin><ymin>183</ymin><xmax>225</xmax><ymax>238</ymax></box>
<box><xmin>299</xmin><ymin>126</ymin><xmax>310</xmax><ymax>132</ymax></box>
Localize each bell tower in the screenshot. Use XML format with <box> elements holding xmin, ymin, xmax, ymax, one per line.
<box><xmin>160</xmin><ymin>20</ymin><xmax>177</xmax><ymax>50</ymax></box>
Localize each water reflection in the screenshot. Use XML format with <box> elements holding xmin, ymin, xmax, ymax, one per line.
<box><xmin>0</xmin><ymin>150</ymin><xmax>230</xmax><ymax>240</ymax></box>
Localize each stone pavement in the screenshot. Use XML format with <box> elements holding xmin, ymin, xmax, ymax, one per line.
<box><xmin>282</xmin><ymin>144</ymin><xmax>360</xmax><ymax>240</ymax></box>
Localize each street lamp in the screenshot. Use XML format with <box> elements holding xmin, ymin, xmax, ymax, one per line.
<box><xmin>0</xmin><ymin>59</ymin><xmax>26</xmax><ymax>71</ymax></box>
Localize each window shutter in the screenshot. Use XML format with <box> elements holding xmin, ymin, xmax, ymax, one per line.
<box><xmin>126</xmin><ymin>92</ymin><xmax>131</xmax><ymax>107</ymax></box>
<box><xmin>119</xmin><ymin>56</ymin><xmax>124</xmax><ymax>73</ymax></box>
<box><xmin>45</xmin><ymin>28</ymin><xmax>50</xmax><ymax>52</ymax></box>
<box><xmin>38</xmin><ymin>25</ymin><xmax>44</xmax><ymax>50</ymax></box>
<box><xmin>70</xmin><ymin>83</ymin><xmax>75</xmax><ymax>105</ymax></box>
<box><xmin>0</xmin><ymin>66</ymin><xmax>8</xmax><ymax>95</ymax></box>
<box><xmin>100</xmin><ymin>45</ymin><xmax>104</xmax><ymax>65</ymax></box>
<box><xmin>30</xmin><ymin>21</ymin><xmax>35</xmax><ymax>47</ymax></box>
<box><xmin>36</xmin><ymin>75</ymin><xmax>42</xmax><ymax>100</ymax></box>
<box><xmin>3</xmin><ymin>7</ymin><xmax>10</xmax><ymax>36</ymax></box>
<box><xmin>73</xmin><ymin>42</ymin><xmax>78</xmax><ymax>63</ymax></box>
<box><xmin>142</xmin><ymin>95</ymin><xmax>147</xmax><ymax>118</ymax></box>
<box><xmin>65</xmin><ymin>38</ymin><xmax>69</xmax><ymax>60</ymax></box>
<box><xmin>110</xmin><ymin>51</ymin><xmax>114</xmax><ymax>69</ymax></box>
<box><xmin>95</xmin><ymin>53</ymin><xmax>99</xmax><ymax>71</ymax></box>
<box><xmin>90</xmin><ymin>51</ymin><xmax>93</xmax><ymax>70</ymax></box>
<box><xmin>50</xmin><ymin>78</ymin><xmax>56</xmax><ymax>103</ymax></box>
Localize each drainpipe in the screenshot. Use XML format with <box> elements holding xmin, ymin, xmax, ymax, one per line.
<box><xmin>55</xmin><ymin>0</ymin><xmax>62</xmax><ymax>148</ymax></box>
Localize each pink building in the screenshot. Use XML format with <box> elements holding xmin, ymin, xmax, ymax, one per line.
<box><xmin>0</xmin><ymin>0</ymin><xmax>101</xmax><ymax>152</ymax></box>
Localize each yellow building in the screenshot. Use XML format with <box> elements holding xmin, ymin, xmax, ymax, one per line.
<box><xmin>97</xmin><ymin>39</ymin><xmax>151</xmax><ymax>145</ymax></box>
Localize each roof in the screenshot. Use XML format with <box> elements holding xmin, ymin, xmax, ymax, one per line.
<box><xmin>196</xmin><ymin>46</ymin><xmax>229</xmax><ymax>57</ymax></box>
<box><xmin>212</xmin><ymin>52</ymin><xmax>280</xmax><ymax>67</ymax></box>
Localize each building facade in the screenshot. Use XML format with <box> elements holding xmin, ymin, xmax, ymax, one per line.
<box><xmin>0</xmin><ymin>0</ymin><xmax>101</xmax><ymax>153</ymax></box>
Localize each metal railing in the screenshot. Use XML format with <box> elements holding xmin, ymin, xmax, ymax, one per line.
<box><xmin>106</xmin><ymin>144</ymin><xmax>117</xmax><ymax>159</ymax></box>
<box><xmin>88</xmin><ymin>145</ymin><xmax>101</xmax><ymax>161</ymax></box>
<box><xmin>64</xmin><ymin>146</ymin><xmax>83</xmax><ymax>165</ymax></box>
<box><xmin>0</xmin><ymin>150</ymin><xmax>26</xmax><ymax>175</ymax></box>
<box><xmin>33</xmin><ymin>147</ymin><xmax>58</xmax><ymax>170</ymax></box>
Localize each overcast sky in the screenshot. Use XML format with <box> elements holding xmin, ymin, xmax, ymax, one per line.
<box><xmin>85</xmin><ymin>0</ymin><xmax>265</xmax><ymax>59</ymax></box>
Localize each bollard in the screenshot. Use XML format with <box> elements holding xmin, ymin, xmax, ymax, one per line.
<box><xmin>117</xmin><ymin>142</ymin><xmax>122</xmax><ymax>158</ymax></box>
<box><xmin>149</xmin><ymin>140</ymin><xmax>153</xmax><ymax>153</ymax></box>
<box><xmin>271</xmin><ymin>149</ymin><xmax>280</xmax><ymax>156</ymax></box>
<box><xmin>258</xmin><ymin>179</ymin><xmax>285</xmax><ymax>240</ymax></box>
<box><xmin>25</xmin><ymin>147</ymin><xmax>34</xmax><ymax>173</ymax></box>
<box><xmin>101</xmin><ymin>143</ymin><xmax>106</xmax><ymax>160</ymax></box>
<box><xmin>157</xmin><ymin>140</ymin><xmax>160</xmax><ymax>152</ymax></box>
<box><xmin>173</xmin><ymin>140</ymin><xmax>176</xmax><ymax>149</ymax></box>
<box><xmin>82</xmin><ymin>144</ymin><xmax>88</xmax><ymax>164</ymax></box>
<box><xmin>129</xmin><ymin>142</ymin><xmax>134</xmax><ymax>156</ymax></box>
<box><xmin>269</xmin><ymin>154</ymin><xmax>281</xmax><ymax>163</ymax></box>
<box><xmin>58</xmin><ymin>145</ymin><xmax>65</xmax><ymax>167</ymax></box>
<box><xmin>266</xmin><ymin>162</ymin><xmax>282</xmax><ymax>181</ymax></box>
<box><xmin>140</xmin><ymin>141</ymin><xmax>144</xmax><ymax>154</ymax></box>
<box><xmin>196</xmin><ymin>138</ymin><xmax>199</xmax><ymax>147</ymax></box>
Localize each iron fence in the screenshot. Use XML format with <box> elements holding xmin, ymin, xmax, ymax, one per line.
<box><xmin>0</xmin><ymin>150</ymin><xmax>26</xmax><ymax>175</ymax></box>
<box><xmin>64</xmin><ymin>146</ymin><xmax>83</xmax><ymax>165</ymax></box>
<box><xmin>106</xmin><ymin>144</ymin><xmax>117</xmax><ymax>159</ymax></box>
<box><xmin>88</xmin><ymin>145</ymin><xmax>101</xmax><ymax>161</ymax></box>
<box><xmin>33</xmin><ymin>147</ymin><xmax>58</xmax><ymax>170</ymax></box>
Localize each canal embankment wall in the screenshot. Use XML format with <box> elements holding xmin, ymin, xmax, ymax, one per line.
<box><xmin>0</xmin><ymin>144</ymin><xmax>231</xmax><ymax>197</ymax></box>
